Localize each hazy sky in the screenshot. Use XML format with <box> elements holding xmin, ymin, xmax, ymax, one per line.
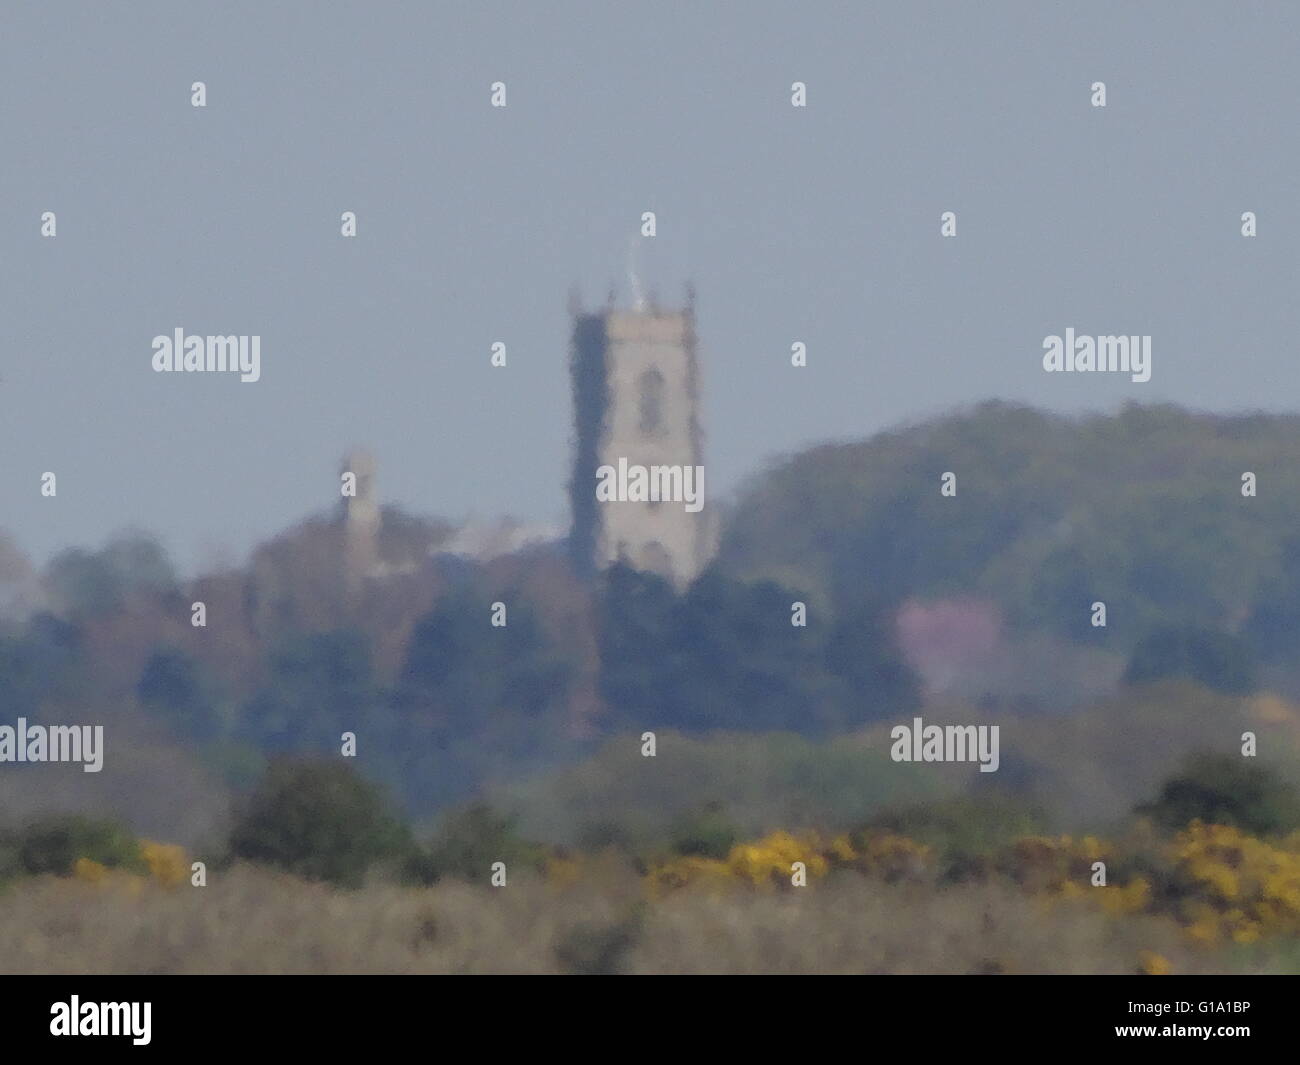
<box><xmin>3</xmin><ymin>2</ymin><xmax>1297</xmax><ymax>573</ymax></box>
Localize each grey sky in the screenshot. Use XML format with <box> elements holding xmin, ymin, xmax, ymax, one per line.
<box><xmin>3</xmin><ymin>2</ymin><xmax>1297</xmax><ymax>573</ymax></box>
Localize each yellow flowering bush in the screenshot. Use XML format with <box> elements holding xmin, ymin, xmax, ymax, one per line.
<box><xmin>72</xmin><ymin>857</ymin><xmax>110</xmax><ymax>884</ymax></box>
<box><xmin>841</xmin><ymin>830</ymin><xmax>932</xmax><ymax>882</ymax></box>
<box><xmin>648</xmin><ymin>830</ymin><xmax>831</xmax><ymax>896</ymax></box>
<box><xmin>139</xmin><ymin>840</ymin><xmax>189</xmax><ymax>888</ymax></box>
<box><xmin>728</xmin><ymin>831</ymin><xmax>829</xmax><ymax>886</ymax></box>
<box><xmin>990</xmin><ymin>823</ymin><xmax>1300</xmax><ymax>944</ymax></box>
<box><xmin>647</xmin><ymin>853</ymin><xmax>739</xmax><ymax>897</ymax></box>
<box><xmin>995</xmin><ymin>834</ymin><xmax>1111</xmax><ymax>895</ymax></box>
<box><xmin>648</xmin><ymin>828</ymin><xmax>933</xmax><ymax>895</ymax></box>
<box><xmin>70</xmin><ymin>840</ymin><xmax>188</xmax><ymax>891</ymax></box>
<box><xmin>1164</xmin><ymin>821</ymin><xmax>1300</xmax><ymax>944</ymax></box>
<box><xmin>72</xmin><ymin>857</ymin><xmax>147</xmax><ymax>897</ymax></box>
<box><xmin>1095</xmin><ymin>875</ymin><xmax>1152</xmax><ymax>916</ymax></box>
<box><xmin>637</xmin><ymin>818</ymin><xmax>1300</xmax><ymax>951</ymax></box>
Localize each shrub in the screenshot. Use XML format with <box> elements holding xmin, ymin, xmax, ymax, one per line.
<box><xmin>18</xmin><ymin>816</ymin><xmax>145</xmax><ymax>876</ymax></box>
<box><xmin>1138</xmin><ymin>753</ymin><xmax>1300</xmax><ymax>836</ymax></box>
<box><xmin>865</xmin><ymin>795</ymin><xmax>1046</xmax><ymax>867</ymax></box>
<box><xmin>420</xmin><ymin>803</ymin><xmax>547</xmax><ymax>883</ymax></box>
<box><xmin>1164</xmin><ymin>822</ymin><xmax>1300</xmax><ymax>944</ymax></box>
<box><xmin>576</xmin><ymin>819</ymin><xmax>637</xmax><ymax>854</ymax></box>
<box><xmin>668</xmin><ymin>803</ymin><xmax>740</xmax><ymax>859</ymax></box>
<box><xmin>229</xmin><ymin>758</ymin><xmax>409</xmax><ymax>887</ymax></box>
<box><xmin>139</xmin><ymin>840</ymin><xmax>190</xmax><ymax>887</ymax></box>
<box><xmin>649</xmin><ymin>830</ymin><xmax>832</xmax><ymax>896</ymax></box>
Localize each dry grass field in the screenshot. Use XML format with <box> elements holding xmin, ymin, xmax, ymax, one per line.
<box><xmin>0</xmin><ymin>862</ymin><xmax>1284</xmax><ymax>976</ymax></box>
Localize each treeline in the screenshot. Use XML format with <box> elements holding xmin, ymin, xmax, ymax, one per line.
<box><xmin>0</xmin><ymin>526</ymin><xmax>919</xmax><ymax>815</ymax></box>
<box><xmin>720</xmin><ymin>400</ymin><xmax>1300</xmax><ymax>661</ymax></box>
<box><xmin>5</xmin><ymin>400</ymin><xmax>1300</xmax><ymax>820</ymax></box>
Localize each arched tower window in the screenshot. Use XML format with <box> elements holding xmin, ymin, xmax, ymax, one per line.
<box><xmin>637</xmin><ymin>367</ymin><xmax>666</xmax><ymax>437</ymax></box>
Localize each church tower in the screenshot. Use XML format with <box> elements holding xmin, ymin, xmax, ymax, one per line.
<box><xmin>341</xmin><ymin>448</ymin><xmax>379</xmax><ymax>598</ymax></box>
<box><xmin>568</xmin><ymin>294</ymin><xmax>716</xmax><ymax>588</ymax></box>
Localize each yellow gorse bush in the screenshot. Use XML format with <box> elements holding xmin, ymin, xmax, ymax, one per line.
<box><xmin>647</xmin><ymin>853</ymin><xmax>739</xmax><ymax>898</ymax></box>
<box><xmin>648</xmin><ymin>831</ymin><xmax>828</xmax><ymax>897</ymax></box>
<box><xmin>728</xmin><ymin>831</ymin><xmax>828</xmax><ymax>886</ymax></box>
<box><xmin>72</xmin><ymin>857</ymin><xmax>110</xmax><ymax>884</ymax></box>
<box><xmin>993</xmin><ymin>834</ymin><xmax>1148</xmax><ymax>915</ymax></box>
<box><xmin>567</xmin><ymin>817</ymin><xmax>1300</xmax><ymax>950</ymax></box>
<box><xmin>139</xmin><ymin>840</ymin><xmax>189</xmax><ymax>888</ymax></box>
<box><xmin>842</xmin><ymin>830</ymin><xmax>931</xmax><ymax>881</ymax></box>
<box><xmin>997</xmin><ymin>834</ymin><xmax>1110</xmax><ymax>895</ymax></box>
<box><xmin>72</xmin><ymin>858</ymin><xmax>146</xmax><ymax>897</ymax></box>
<box><xmin>647</xmin><ymin>829</ymin><xmax>930</xmax><ymax>897</ymax></box>
<box><xmin>70</xmin><ymin>840</ymin><xmax>189</xmax><ymax>891</ymax></box>
<box><xmin>993</xmin><ymin>824</ymin><xmax>1300</xmax><ymax>944</ymax></box>
<box><xmin>1166</xmin><ymin>821</ymin><xmax>1300</xmax><ymax>944</ymax></box>
<box><xmin>1095</xmin><ymin>875</ymin><xmax>1152</xmax><ymax>916</ymax></box>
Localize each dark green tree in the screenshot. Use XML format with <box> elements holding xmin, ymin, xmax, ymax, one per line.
<box><xmin>138</xmin><ymin>648</ymin><xmax>222</xmax><ymax>741</ymax></box>
<box><xmin>229</xmin><ymin>758</ymin><xmax>408</xmax><ymax>887</ymax></box>
<box><xmin>237</xmin><ymin>629</ymin><xmax>375</xmax><ymax>753</ymax></box>
<box><xmin>0</xmin><ymin>613</ymin><xmax>84</xmax><ymax>722</ymax></box>
<box><xmin>597</xmin><ymin>563</ymin><xmax>916</xmax><ymax>735</ymax></box>
<box><xmin>1138</xmin><ymin>753</ymin><xmax>1300</xmax><ymax>835</ymax></box>
<box><xmin>400</xmin><ymin>587</ymin><xmax>570</xmax><ymax>748</ymax></box>
<box><xmin>1123</xmin><ymin>626</ymin><xmax>1257</xmax><ymax>695</ymax></box>
<box><xmin>18</xmin><ymin>816</ymin><xmax>144</xmax><ymax>876</ymax></box>
<box><xmin>416</xmin><ymin>803</ymin><xmax>546</xmax><ymax>883</ymax></box>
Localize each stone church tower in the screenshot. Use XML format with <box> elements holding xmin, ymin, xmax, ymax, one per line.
<box><xmin>341</xmin><ymin>448</ymin><xmax>379</xmax><ymax>598</ymax></box>
<box><xmin>568</xmin><ymin>294</ymin><xmax>716</xmax><ymax>588</ymax></box>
